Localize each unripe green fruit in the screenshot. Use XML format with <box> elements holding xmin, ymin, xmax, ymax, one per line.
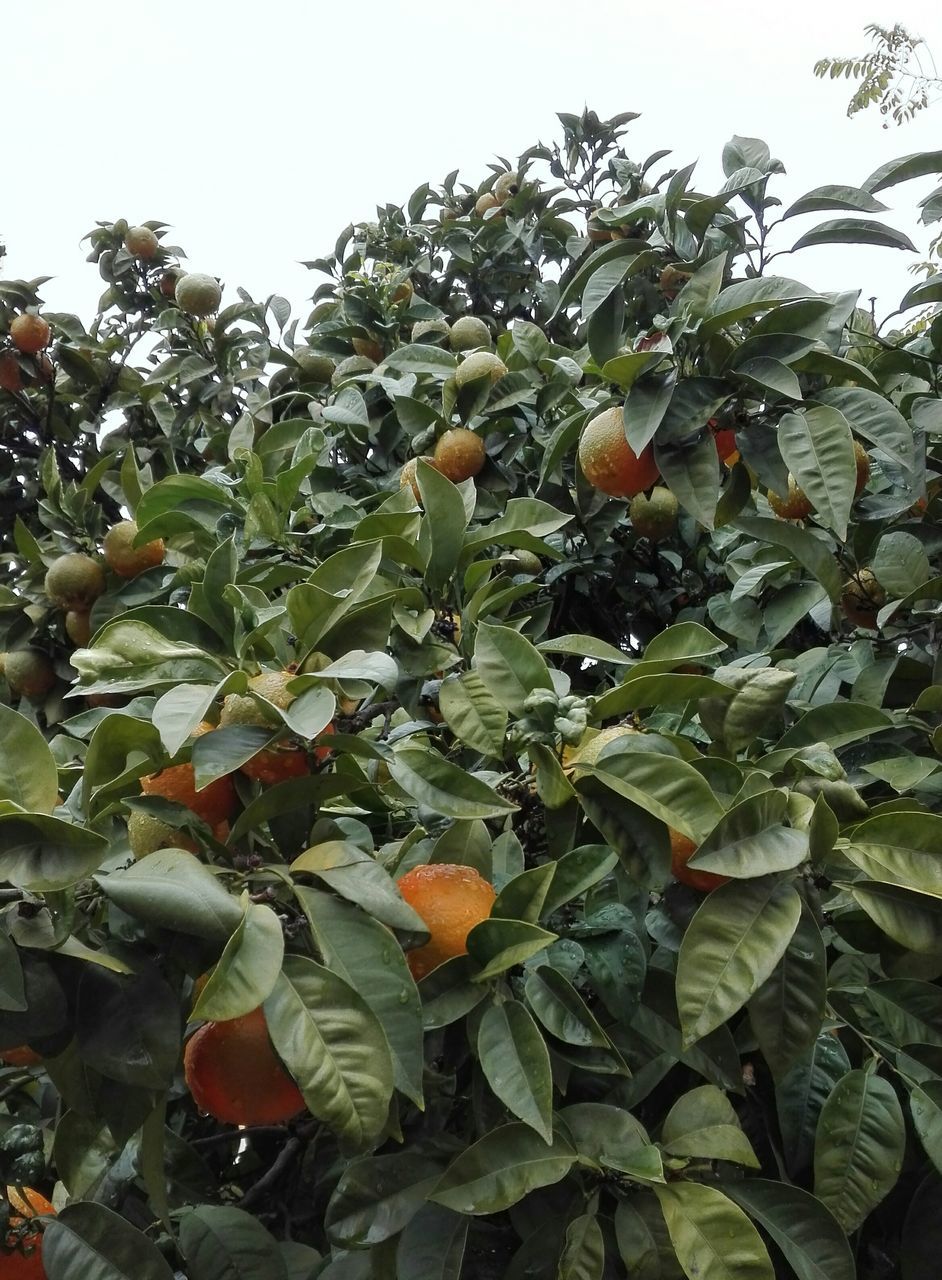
<box><xmin>449</xmin><ymin>316</ymin><xmax>491</xmax><ymax>352</ymax></box>
<box><xmin>412</xmin><ymin>319</ymin><xmax>451</xmax><ymax>345</ymax></box>
<box><xmin>125</xmin><ymin>226</ymin><xmax>159</xmax><ymax>259</ymax></box>
<box><xmin>44</xmin><ymin>553</ymin><xmax>106</xmax><ymax>610</ymax></box>
<box><xmin>294</xmin><ymin>350</ymin><xmax>335</xmax><ymax>384</ymax></box>
<box><xmin>629</xmin><ymin>486</ymin><xmax>679</xmax><ymax>541</ymax></box>
<box><xmin>2</xmin><ymin>649</ymin><xmax>56</xmax><ymax>699</ymax></box>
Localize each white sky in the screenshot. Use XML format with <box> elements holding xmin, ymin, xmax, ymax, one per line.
<box><xmin>3</xmin><ymin>1</ymin><xmax>942</xmax><ymax>327</ymax></box>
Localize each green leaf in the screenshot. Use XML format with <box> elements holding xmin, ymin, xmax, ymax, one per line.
<box><xmin>477</xmin><ymin>1000</ymin><xmax>553</xmax><ymax>1140</ymax></box>
<box><xmin>654</xmin><ymin>432</ymin><xmax>720</xmax><ymax>529</ymax></box>
<box><xmin>814</xmin><ymin>387</ymin><xmax>915</xmax><ymax>476</ymax></box>
<box><xmin>526</xmin><ymin>966</ymin><xmax>610</xmax><ymax>1047</ymax></box>
<box><xmin>298</xmin><ymin>887</ymin><xmax>424</xmax><ymax>1108</ymax></box>
<box><xmin>384</xmin><ymin>344</ymin><xmax>457</xmax><ymax>375</ymax></box>
<box><xmin>776</xmin><ymin>702</ymin><xmax>893</xmax><ymax>749</ymax></box>
<box><xmin>491</xmin><ymin>863</ymin><xmax>556</xmax><ymax>923</ymax></box>
<box><xmin>430</xmin><ymin>1123</ymin><xmax>575</xmax><ymax>1214</ymax></box>
<box><xmin>473</xmin><ymin>622</ymin><xmax>554</xmax><ymax>715</ymax></box>
<box><xmin>863</xmin><ymin>149</ymin><xmax>942</xmax><ymax>194</ymax></box>
<box><xmin>776</xmin><ymin>1033</ymin><xmax>851</xmax><ymax>1176</ymax></box>
<box><xmin>179</xmin><ymin>1205</ymin><xmax>288</xmax><ymax>1279</ymax></box>
<box><xmin>734</xmin><ymin>517</ymin><xmax>843</xmax><ymax>601</ymax></box>
<box><xmin>538</xmin><ymin>634</ymin><xmax>632</xmax><ymax>664</ymax></box>
<box><xmin>574</xmin><ymin>750</ymin><xmax>724</xmax><ymax>845</ymax></box>
<box><xmin>901</xmin><ymin>1172</ymin><xmax>942</xmax><ymax>1280</ymax></box>
<box><xmin>698</xmin><ymin>666</ymin><xmax>797</xmax><ymax>752</ymax></box>
<box><xmin>783</xmin><ymin>184</ymin><xmax>889</xmax><ymax>218</ymax></box>
<box><xmin>734</xmin><ymin>356</ymin><xmax>802</xmax><ymax>400</ymax></box>
<box><xmin>778</xmin><ymin>405</ymin><xmax>855</xmax><ymax>540</ymax></box>
<box><xmin>866</xmin><ymin>979</ymin><xmax>942</xmax><ymax>1047</ymax></box>
<box><xmin>95</xmin><ymin>849</ymin><xmax>243</xmax><ymax>941</ymax></box>
<box><xmin>702</xmin><ymin>276</ymin><xmax>820</xmax><ymax>334</ymax></box>
<box><xmin>846</xmin><ymin>880</ymin><xmax>942</xmax><ymax>955</ymax></box>
<box><xmin>0</xmin><ymin>814</ymin><xmax>108</xmax><ymax>891</ymax></box>
<box><xmin>676</xmin><ymin>876</ymin><xmax>802</xmax><ymax>1043</ymax></box>
<box><xmin>813</xmin><ymin>1068</ymin><xmax>905</xmax><ymax>1233</ymax></box>
<box><xmin>387</xmin><ymin>748</ymin><xmax>517</xmax><ymax>820</ymax></box>
<box><xmin>43</xmin><ymin>1202</ymin><xmax>175</xmax><ymax>1280</ymax></box>
<box><xmin>292</xmin><ymin>841</ymin><xmax>428</xmax><ymax>933</ymax></box>
<box><xmin>325</xmin><ymin>1153</ymin><xmax>442</xmax><ymax>1248</ymax></box>
<box><xmin>418</xmin><ymin>461</ymin><xmax>470</xmax><ymax>591</ymax></box>
<box><xmin>191</xmin><ymin>900</ymin><xmax>284</xmax><ymax>1022</ymax></box>
<box><xmin>615</xmin><ymin>1196</ymin><xmax>683</xmax><ymax>1280</ymax></box>
<box><xmin>557</xmin><ymin>1102</ymin><xmax>648</xmax><ymax>1173</ymax></box>
<box><xmin>791</xmin><ymin>217</ymin><xmax>916</xmax><ymax>252</ymax></box>
<box><xmin>723</xmin><ymin>1180</ymin><xmax>855</xmax><ymax>1280</ymax></box>
<box><xmin>911</xmin><ymin>1081</ymin><xmax>942</xmax><ymax>1175</ymax></box>
<box><xmin>0</xmin><ymin>704</ymin><xmax>59</xmax><ymax>813</ymax></box>
<box><xmin>468</xmin><ymin>919</ymin><xmax>556</xmax><ymax>980</ymax></box>
<box><xmin>748</xmin><ymin>905</ymin><xmax>826</xmax><ymax>1077</ymax></box>
<box><xmin>71</xmin><ymin>620</ymin><xmax>226</xmax><ymax>694</ymax></box>
<box><xmin>690</xmin><ymin>789</ymin><xmax>808</xmax><ymax>878</ymax></box>
<box><xmin>438</xmin><ymin>670</ymin><xmax>508</xmax><ymax>756</ymax></box>
<box><xmin>661</xmin><ymin>1085</ymin><xmax>759</xmax><ymax>1167</ymax></box>
<box><xmin>654</xmin><ymin>1183</ymin><xmax>774</xmax><ymax>1280</ymax></box>
<box><xmin>625</xmin><ymin>372</ymin><xmax>676</xmax><ymax>454</ymax></box>
<box><xmin>873</xmin><ymin>531</ymin><xmax>931</xmax><ymax>597</ymax></box>
<box><xmin>557</xmin><ymin>1214</ymin><xmax>605</xmax><ymax>1280</ymax></box>
<box><xmin>396</xmin><ymin>1204</ymin><xmax>468</xmax><ymax>1280</ymax></box>
<box><xmin>264</xmin><ymin>955</ymin><xmax>394</xmax><ymax>1149</ymax></box>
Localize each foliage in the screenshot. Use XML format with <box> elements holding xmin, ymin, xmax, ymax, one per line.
<box><xmin>814</xmin><ymin>22</ymin><xmax>941</xmax><ymax>127</ymax></box>
<box><xmin>2</xmin><ymin>108</ymin><xmax>942</xmax><ymax>1279</ymax></box>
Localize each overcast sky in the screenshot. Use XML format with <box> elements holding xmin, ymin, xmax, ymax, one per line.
<box><xmin>3</xmin><ymin>1</ymin><xmax>941</xmax><ymax>328</ymax></box>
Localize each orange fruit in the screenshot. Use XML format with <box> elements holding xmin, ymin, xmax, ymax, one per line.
<box><xmin>240</xmin><ymin>747</ymin><xmax>310</xmax><ymax>786</ymax></box>
<box><xmin>183</xmin><ymin>1007</ymin><xmax>305</xmax><ymax>1126</ymax></box>
<box><xmin>659</xmin><ymin>265</ymin><xmax>691</xmax><ymax>299</ymax></box>
<box><xmin>474</xmin><ymin>192</ymin><xmax>501</xmax><ymax>217</ymax></box>
<box><xmin>0</xmin><ymin>1046</ymin><xmax>42</xmax><ymax>1068</ymax></box>
<box><xmin>841</xmin><ymin>568</ymin><xmax>886</xmax><ymax>630</ymax></box>
<box><xmin>578</xmin><ymin>406</ymin><xmax>660</xmax><ymax>498</ymax></box>
<box><xmin>352</xmin><ymin>336</ymin><xmax>384</xmax><ymax>363</ymax></box>
<box><xmin>670</xmin><ymin>828</ymin><xmax>729</xmax><ymax>893</ymax></box>
<box><xmin>102</xmin><ymin>519</ymin><xmax>165</xmax><ymax>578</ymax></box>
<box><xmin>124</xmin><ymin>226</ymin><xmax>159</xmax><ymax>259</ymax></box>
<box><xmin>140</xmin><ymin>762</ymin><xmax>236</xmax><ymax>827</ymax></box>
<box><xmin>0</xmin><ymin>352</ymin><xmax>24</xmax><ymax>392</ymax></box>
<box><xmin>433</xmin><ymin>429</ymin><xmax>486</xmax><ymax>483</ymax></box>
<box><xmin>398</xmin><ymin>863</ymin><xmax>496</xmax><ymax>979</ymax></box>
<box><xmin>10</xmin><ymin>315</ymin><xmax>50</xmax><ymax>356</ymax></box>
<box><xmin>3</xmin><ymin>1186</ymin><xmax>55</xmax><ymax>1279</ymax></box>
<box><xmin>768</xmin><ymin>476</ymin><xmax>813</xmax><ymax>521</ymax></box>
<box><xmin>709</xmin><ymin>419</ymin><xmax>739</xmax><ymax>465</ymax></box>
<box><xmin>175</xmin><ymin>273</ymin><xmax>222</xmax><ymax>317</ymax></box>
<box><xmin>854</xmin><ymin>439</ymin><xmax>870</xmax><ymax>496</ymax></box>
<box><xmin>44</xmin><ymin>553</ymin><xmax>106</xmax><ymax>610</ymax></box>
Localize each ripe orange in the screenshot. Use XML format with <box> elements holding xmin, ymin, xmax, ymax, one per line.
<box><xmin>578</xmin><ymin>406</ymin><xmax>660</xmax><ymax>498</ymax></box>
<box><xmin>670</xmin><ymin>828</ymin><xmax>729</xmax><ymax>893</ymax></box>
<box><xmin>0</xmin><ymin>352</ymin><xmax>24</xmax><ymax>392</ymax></box>
<box><xmin>44</xmin><ymin>553</ymin><xmax>106</xmax><ymax>610</ymax></box>
<box><xmin>10</xmin><ymin>315</ymin><xmax>50</xmax><ymax>356</ymax></box>
<box><xmin>352</xmin><ymin>336</ymin><xmax>384</xmax><ymax>363</ymax></box>
<box><xmin>433</xmin><ymin>429</ymin><xmax>486</xmax><ymax>483</ymax></box>
<box><xmin>768</xmin><ymin>476</ymin><xmax>813</xmax><ymax>521</ymax></box>
<box><xmin>0</xmin><ymin>1046</ymin><xmax>42</xmax><ymax>1067</ymax></box>
<box><xmin>841</xmin><ymin>568</ymin><xmax>886</xmax><ymax>630</ymax></box>
<box><xmin>3</xmin><ymin>1186</ymin><xmax>55</xmax><ymax>1279</ymax></box>
<box><xmin>474</xmin><ymin>192</ymin><xmax>501</xmax><ymax>217</ymax></box>
<box><xmin>853</xmin><ymin>439</ymin><xmax>870</xmax><ymax>496</ymax></box>
<box><xmin>140</xmin><ymin>762</ymin><xmax>236</xmax><ymax>827</ymax></box>
<box><xmin>175</xmin><ymin>273</ymin><xmax>222</xmax><ymax>317</ymax></box>
<box><xmin>102</xmin><ymin>519</ymin><xmax>165</xmax><ymax>578</ymax></box>
<box><xmin>240</xmin><ymin>747</ymin><xmax>310</xmax><ymax>785</ymax></box>
<box><xmin>659</xmin><ymin>265</ymin><xmax>691</xmax><ymax>299</ymax></box>
<box><xmin>398</xmin><ymin>863</ymin><xmax>496</xmax><ymax>979</ymax></box>
<box><xmin>183</xmin><ymin>1007</ymin><xmax>305</xmax><ymax>1125</ymax></box>
<box><xmin>709</xmin><ymin>419</ymin><xmax>740</xmax><ymax>465</ymax></box>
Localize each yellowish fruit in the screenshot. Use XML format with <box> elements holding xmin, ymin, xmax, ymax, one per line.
<box><xmin>352</xmin><ymin>336</ymin><xmax>384</xmax><ymax>363</ymax></box>
<box><xmin>65</xmin><ymin>610</ymin><xmax>92</xmax><ymax>647</ymax></box>
<box><xmin>449</xmin><ymin>316</ymin><xmax>491</xmax><ymax>352</ymax></box>
<box><xmin>455</xmin><ymin>350</ymin><xmax>507</xmax><ymax>388</ymax></box>
<box><xmin>474</xmin><ymin>192</ymin><xmax>501</xmax><ymax>217</ymax></box>
<box><xmin>841</xmin><ymin>568</ymin><xmax>886</xmax><ymax>630</ymax></box>
<box><xmin>494</xmin><ymin>171</ymin><xmax>519</xmax><ymax>202</ymax></box>
<box><xmin>629</xmin><ymin>486</ymin><xmax>679</xmax><ymax>541</ymax></box>
<box><xmin>103</xmin><ymin>519</ymin><xmax>165</xmax><ymax>578</ymax></box>
<box><xmin>503</xmin><ymin>549</ymin><xmax>542</xmax><ymax>576</ymax></box>
<box><xmin>768</xmin><ymin>476</ymin><xmax>813</xmax><ymax>521</ymax></box>
<box><xmin>412</xmin><ymin>319</ymin><xmax>450</xmax><ymax>345</ymax></box>
<box><xmin>578</xmin><ymin>406</ymin><xmax>660</xmax><ymax>499</ymax></box>
<box><xmin>175</xmin><ymin>273</ymin><xmax>222</xmax><ymax>316</ymax></box>
<box><xmin>562</xmin><ymin>723</ymin><xmax>640</xmax><ymax>770</ymax></box>
<box><xmin>659</xmin><ymin>264</ymin><xmax>691</xmax><ymax>298</ymax></box>
<box><xmin>125</xmin><ymin>226</ymin><xmax>159</xmax><ymax>259</ymax></box>
<box><xmin>128</xmin><ymin>810</ymin><xmax>199</xmax><ymax>858</ymax></box>
<box><xmin>854</xmin><ymin>439</ymin><xmax>870</xmax><ymax>496</ymax></box>
<box><xmin>391</xmin><ymin>280</ymin><xmax>414</xmax><ymax>304</ymax></box>
<box><xmin>1</xmin><ymin>650</ymin><xmax>56</xmax><ymax>699</ymax></box>
<box><xmin>433</xmin><ymin>429</ymin><xmax>486</xmax><ymax>483</ymax></box>
<box><xmin>44</xmin><ymin>553</ymin><xmax>106</xmax><ymax>610</ymax></box>
<box><xmin>400</xmin><ymin>456</ymin><xmax>438</xmax><ymax>502</ymax></box>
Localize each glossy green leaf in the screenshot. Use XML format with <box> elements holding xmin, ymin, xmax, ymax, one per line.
<box><xmin>654</xmin><ymin>1183</ymin><xmax>773</xmax><ymax>1280</ymax></box>
<box><xmin>723</xmin><ymin>1180</ymin><xmax>854</xmax><ymax>1280</ymax></box>
<box><xmin>191</xmin><ymin>900</ymin><xmax>284</xmax><ymax>1022</ymax></box>
<box><xmin>430</xmin><ymin>1123</ymin><xmax>575</xmax><ymax>1215</ymax></box>
<box><xmin>778</xmin><ymin>405</ymin><xmax>855</xmax><ymax>539</ymax></box>
<box><xmin>43</xmin><ymin>1202</ymin><xmax>175</xmax><ymax>1280</ymax></box>
<box><xmin>814</xmin><ymin>1068</ymin><xmax>905</xmax><ymax>1233</ymax></box>
<box><xmin>0</xmin><ymin>704</ymin><xmax>59</xmax><ymax>813</ymax></box>
<box><xmin>387</xmin><ymin>748</ymin><xmax>517</xmax><ymax>820</ymax></box>
<box><xmin>477</xmin><ymin>1000</ymin><xmax>553</xmax><ymax>1140</ymax></box>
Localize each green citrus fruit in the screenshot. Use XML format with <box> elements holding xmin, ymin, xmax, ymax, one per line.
<box><xmin>175</xmin><ymin>273</ymin><xmax>222</xmax><ymax>316</ymax></box>
<box><xmin>44</xmin><ymin>553</ymin><xmax>106</xmax><ymax>610</ymax></box>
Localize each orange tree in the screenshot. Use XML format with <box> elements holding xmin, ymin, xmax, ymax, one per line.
<box><xmin>2</xmin><ymin>109</ymin><xmax>942</xmax><ymax>1279</ymax></box>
